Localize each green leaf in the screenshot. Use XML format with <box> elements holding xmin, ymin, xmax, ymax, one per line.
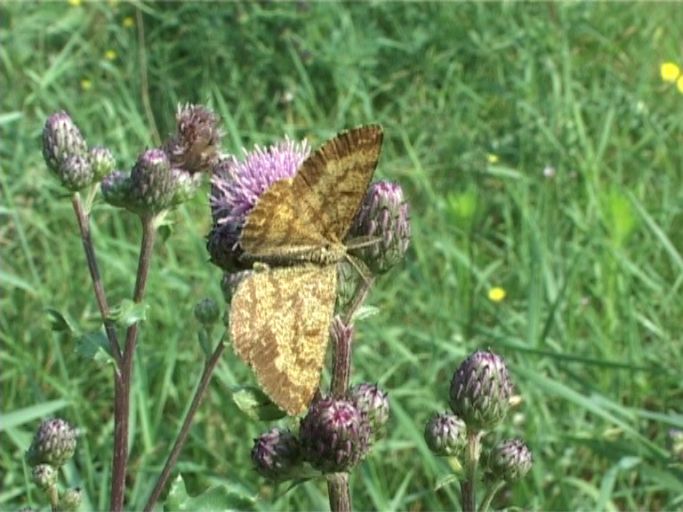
<box><xmin>434</xmin><ymin>473</ymin><xmax>459</xmax><ymax>491</ymax></box>
<box><xmin>165</xmin><ymin>474</ymin><xmax>256</xmax><ymax>511</ymax></box>
<box><xmin>75</xmin><ymin>331</ymin><xmax>115</xmax><ymax>365</ymax></box>
<box><xmin>0</xmin><ymin>400</ymin><xmax>69</xmax><ymax>432</ymax></box>
<box><xmin>231</xmin><ymin>386</ymin><xmax>286</xmax><ymax>421</ymax></box>
<box><xmin>45</xmin><ymin>308</ymin><xmax>77</xmax><ymax>333</ymax></box>
<box><xmin>108</xmin><ymin>299</ymin><xmax>148</xmax><ymax>328</ymax></box>
<box><xmin>353</xmin><ymin>305</ymin><xmax>379</xmax><ymax>322</ymax></box>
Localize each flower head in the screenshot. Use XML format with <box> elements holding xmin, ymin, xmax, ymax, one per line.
<box><xmin>488</xmin><ymin>286</ymin><xmax>506</xmax><ymax>302</ymax></box>
<box><xmin>26</xmin><ymin>418</ymin><xmax>78</xmax><ymax>467</ymax></box>
<box><xmin>424</xmin><ymin>412</ymin><xmax>466</xmax><ymax>457</ymax></box>
<box><xmin>487</xmin><ymin>438</ymin><xmax>532</xmax><ymax>482</ymax></box>
<box><xmin>208</xmin><ymin>138</ymin><xmax>310</xmax><ymax>271</ymax></box>
<box><xmin>449</xmin><ymin>350</ymin><xmax>513</xmax><ymax>431</ymax></box>
<box><xmin>299</xmin><ymin>396</ymin><xmax>371</xmax><ymax>473</ymax></box>
<box><xmin>349</xmin><ymin>382</ymin><xmax>390</xmax><ymax>441</ymax></box>
<box><xmin>193</xmin><ymin>297</ymin><xmax>220</xmax><ymax>326</ymax></box>
<box><xmin>251</xmin><ymin>428</ymin><xmax>303</xmax><ymax>481</ymax></box>
<box><xmin>660</xmin><ymin>62</ymin><xmax>681</xmax><ymax>83</ymax></box>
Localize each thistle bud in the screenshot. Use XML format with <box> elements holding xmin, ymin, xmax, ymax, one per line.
<box><xmin>164</xmin><ymin>104</ymin><xmax>222</xmax><ymax>174</ymax></box>
<box><xmin>194</xmin><ymin>297</ymin><xmax>220</xmax><ymax>326</ymax></box>
<box><xmin>31</xmin><ymin>464</ymin><xmax>57</xmax><ymax>491</ymax></box>
<box><xmin>60</xmin><ymin>487</ymin><xmax>83</xmax><ymax>512</ymax></box>
<box><xmin>349</xmin><ymin>383</ymin><xmax>390</xmax><ymax>441</ymax></box>
<box><xmin>300</xmin><ymin>397</ymin><xmax>371</xmax><ymax>473</ymax></box>
<box><xmin>424</xmin><ymin>412</ymin><xmax>466</xmax><ymax>456</ymax></box>
<box><xmin>169</xmin><ymin>168</ymin><xmax>202</xmax><ymax>206</ymax></box>
<box><xmin>42</xmin><ymin>111</ymin><xmax>87</xmax><ymax>174</ymax></box>
<box><xmin>350</xmin><ymin>181</ymin><xmax>410</xmax><ymax>274</ymax></box>
<box><xmin>26</xmin><ymin>418</ymin><xmax>77</xmax><ymax>467</ymax></box>
<box><xmin>101</xmin><ymin>171</ymin><xmax>133</xmax><ymax>208</ymax></box>
<box><xmin>88</xmin><ymin>146</ymin><xmax>116</xmax><ymax>180</ymax></box>
<box><xmin>251</xmin><ymin>428</ymin><xmax>303</xmax><ymax>481</ymax></box>
<box><xmin>59</xmin><ymin>154</ymin><xmax>95</xmax><ymax>191</ymax></box>
<box><xmin>129</xmin><ymin>149</ymin><xmax>175</xmax><ymax>211</ymax></box>
<box><xmin>488</xmin><ymin>438</ymin><xmax>532</xmax><ymax>482</ymax></box>
<box><xmin>449</xmin><ymin>350</ymin><xmax>512</xmax><ymax>431</ymax></box>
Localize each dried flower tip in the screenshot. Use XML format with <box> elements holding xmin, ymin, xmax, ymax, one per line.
<box><xmin>350</xmin><ymin>181</ymin><xmax>410</xmax><ymax>274</ymax></box>
<box><xmin>488</xmin><ymin>438</ymin><xmax>532</xmax><ymax>482</ymax></box>
<box><xmin>251</xmin><ymin>428</ymin><xmax>303</xmax><ymax>481</ymax></box>
<box><xmin>165</xmin><ymin>104</ymin><xmax>222</xmax><ymax>174</ymax></box>
<box><xmin>194</xmin><ymin>297</ymin><xmax>220</xmax><ymax>326</ymax></box>
<box><xmin>31</xmin><ymin>464</ymin><xmax>57</xmax><ymax>491</ymax></box>
<box><xmin>424</xmin><ymin>412</ymin><xmax>466</xmax><ymax>457</ymax></box>
<box><xmin>88</xmin><ymin>146</ymin><xmax>116</xmax><ymax>180</ymax></box>
<box><xmin>26</xmin><ymin>418</ymin><xmax>77</xmax><ymax>467</ymax></box>
<box><xmin>349</xmin><ymin>383</ymin><xmax>390</xmax><ymax>441</ymax></box>
<box><xmin>300</xmin><ymin>397</ymin><xmax>371</xmax><ymax>473</ymax></box>
<box><xmin>61</xmin><ymin>487</ymin><xmax>83</xmax><ymax>512</ymax></box>
<box><xmin>449</xmin><ymin>350</ymin><xmax>513</xmax><ymax>431</ymax></box>
<box><xmin>42</xmin><ymin>111</ymin><xmax>87</xmax><ymax>174</ymax></box>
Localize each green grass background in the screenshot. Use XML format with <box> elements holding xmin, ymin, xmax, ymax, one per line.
<box><xmin>2</xmin><ymin>1</ymin><xmax>683</xmax><ymax>510</ymax></box>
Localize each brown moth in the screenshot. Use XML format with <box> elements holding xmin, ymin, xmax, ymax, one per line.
<box><xmin>229</xmin><ymin>125</ymin><xmax>383</xmax><ymax>415</ymax></box>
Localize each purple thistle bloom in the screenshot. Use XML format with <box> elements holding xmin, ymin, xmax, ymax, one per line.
<box><xmin>208</xmin><ymin>138</ymin><xmax>310</xmax><ymax>271</ymax></box>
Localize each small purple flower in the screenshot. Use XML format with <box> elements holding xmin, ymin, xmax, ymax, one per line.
<box><xmin>208</xmin><ymin>138</ymin><xmax>310</xmax><ymax>271</ymax></box>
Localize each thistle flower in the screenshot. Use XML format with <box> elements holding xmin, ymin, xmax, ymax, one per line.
<box><xmin>350</xmin><ymin>181</ymin><xmax>410</xmax><ymax>274</ymax></box>
<box><xmin>299</xmin><ymin>397</ymin><xmax>371</xmax><ymax>473</ymax></box>
<box><xmin>251</xmin><ymin>428</ymin><xmax>303</xmax><ymax>481</ymax></box>
<box><xmin>487</xmin><ymin>438</ymin><xmax>532</xmax><ymax>482</ymax></box>
<box><xmin>26</xmin><ymin>418</ymin><xmax>77</xmax><ymax>467</ymax></box>
<box><xmin>42</xmin><ymin>111</ymin><xmax>93</xmax><ymax>191</ymax></box>
<box><xmin>164</xmin><ymin>104</ymin><xmax>222</xmax><ymax>175</ymax></box>
<box><xmin>449</xmin><ymin>350</ymin><xmax>513</xmax><ymax>431</ymax></box>
<box><xmin>208</xmin><ymin>139</ymin><xmax>310</xmax><ymax>271</ymax></box>
<box><xmin>31</xmin><ymin>464</ymin><xmax>57</xmax><ymax>491</ymax></box>
<box><xmin>194</xmin><ymin>297</ymin><xmax>220</xmax><ymax>326</ymax></box>
<box><xmin>424</xmin><ymin>412</ymin><xmax>466</xmax><ymax>457</ymax></box>
<box><xmin>349</xmin><ymin>383</ymin><xmax>390</xmax><ymax>441</ymax></box>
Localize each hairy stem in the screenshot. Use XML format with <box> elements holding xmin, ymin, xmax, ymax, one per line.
<box><xmin>143</xmin><ymin>338</ymin><xmax>226</xmax><ymax>512</ymax></box>
<box><xmin>460</xmin><ymin>430</ymin><xmax>481</xmax><ymax>512</ymax></box>
<box><xmin>110</xmin><ymin>215</ymin><xmax>157</xmax><ymax>512</ymax></box>
<box><xmin>327</xmin><ymin>473</ymin><xmax>351</xmax><ymax>512</ymax></box>
<box><xmin>71</xmin><ymin>193</ymin><xmax>122</xmax><ymax>367</ymax></box>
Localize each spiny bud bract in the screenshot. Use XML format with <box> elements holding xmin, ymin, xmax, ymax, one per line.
<box><xmin>424</xmin><ymin>412</ymin><xmax>466</xmax><ymax>457</ymax></box>
<box><xmin>449</xmin><ymin>350</ymin><xmax>512</xmax><ymax>431</ymax></box>
<box><xmin>350</xmin><ymin>181</ymin><xmax>410</xmax><ymax>274</ymax></box>
<box><xmin>31</xmin><ymin>464</ymin><xmax>57</xmax><ymax>491</ymax></box>
<box><xmin>194</xmin><ymin>297</ymin><xmax>220</xmax><ymax>326</ymax></box>
<box><xmin>60</xmin><ymin>487</ymin><xmax>83</xmax><ymax>512</ymax></box>
<box><xmin>349</xmin><ymin>383</ymin><xmax>390</xmax><ymax>441</ymax></box>
<box><xmin>251</xmin><ymin>428</ymin><xmax>303</xmax><ymax>481</ymax></box>
<box><xmin>130</xmin><ymin>149</ymin><xmax>175</xmax><ymax>210</ymax></box>
<box><xmin>60</xmin><ymin>154</ymin><xmax>95</xmax><ymax>191</ymax></box>
<box><xmin>26</xmin><ymin>418</ymin><xmax>77</xmax><ymax>467</ymax></box>
<box><xmin>300</xmin><ymin>397</ymin><xmax>371</xmax><ymax>473</ymax></box>
<box><xmin>487</xmin><ymin>438</ymin><xmax>532</xmax><ymax>482</ymax></box>
<box><xmin>88</xmin><ymin>146</ymin><xmax>116</xmax><ymax>180</ymax></box>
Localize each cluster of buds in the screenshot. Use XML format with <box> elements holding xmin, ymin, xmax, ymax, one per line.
<box><xmin>42</xmin><ymin>112</ymin><xmax>115</xmax><ymax>191</ymax></box>
<box><xmin>101</xmin><ymin>104</ymin><xmax>220</xmax><ymax>215</ymax></box>
<box><xmin>251</xmin><ymin>384</ymin><xmax>389</xmax><ymax>480</ymax></box>
<box><xmin>25</xmin><ymin>418</ymin><xmax>82</xmax><ymax>512</ymax></box>
<box><xmin>424</xmin><ymin>350</ymin><xmax>532</xmax><ymax>493</ymax></box>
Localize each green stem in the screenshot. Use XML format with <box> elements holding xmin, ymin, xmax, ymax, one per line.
<box><xmin>460</xmin><ymin>430</ymin><xmax>481</xmax><ymax>512</ymax></box>
<box><xmin>478</xmin><ymin>480</ymin><xmax>505</xmax><ymax>512</ymax></box>
<box><xmin>327</xmin><ymin>473</ymin><xmax>351</xmax><ymax>512</ymax></box>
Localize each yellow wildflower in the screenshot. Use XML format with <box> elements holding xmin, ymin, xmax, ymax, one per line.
<box><xmin>660</xmin><ymin>62</ymin><xmax>680</xmax><ymax>83</ymax></box>
<box><xmin>677</xmin><ymin>76</ymin><xmax>683</xmax><ymax>94</ymax></box>
<box><xmin>488</xmin><ymin>286</ymin><xmax>506</xmax><ymax>303</ymax></box>
<box><xmin>104</xmin><ymin>50</ymin><xmax>117</xmax><ymax>61</ymax></box>
<box><xmin>487</xmin><ymin>153</ymin><xmax>499</xmax><ymax>164</ymax></box>
<box><xmin>68</xmin><ymin>0</ymin><xmax>82</xmax><ymax>6</ymax></box>
<box><xmin>123</xmin><ymin>16</ymin><xmax>135</xmax><ymax>28</ymax></box>
<box><xmin>80</xmin><ymin>79</ymin><xmax>92</xmax><ymax>91</ymax></box>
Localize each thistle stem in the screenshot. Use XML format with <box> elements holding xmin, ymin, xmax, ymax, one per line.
<box><xmin>478</xmin><ymin>480</ymin><xmax>505</xmax><ymax>512</ymax></box>
<box><xmin>143</xmin><ymin>338</ymin><xmax>226</xmax><ymax>512</ymax></box>
<box><xmin>71</xmin><ymin>193</ymin><xmax>122</xmax><ymax>367</ymax></box>
<box><xmin>460</xmin><ymin>430</ymin><xmax>481</xmax><ymax>512</ymax></box>
<box><xmin>327</xmin><ymin>473</ymin><xmax>351</xmax><ymax>512</ymax></box>
<box><xmin>110</xmin><ymin>215</ymin><xmax>157</xmax><ymax>512</ymax></box>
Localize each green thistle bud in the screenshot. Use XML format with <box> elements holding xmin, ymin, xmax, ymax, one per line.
<box><xmin>164</xmin><ymin>103</ymin><xmax>222</xmax><ymax>175</ymax></box>
<box><xmin>488</xmin><ymin>438</ymin><xmax>532</xmax><ymax>482</ymax></box>
<box><xmin>26</xmin><ymin>418</ymin><xmax>77</xmax><ymax>467</ymax></box>
<box><xmin>31</xmin><ymin>464</ymin><xmax>57</xmax><ymax>491</ymax></box>
<box><xmin>42</xmin><ymin>111</ymin><xmax>87</xmax><ymax>174</ymax></box>
<box><xmin>300</xmin><ymin>397</ymin><xmax>371</xmax><ymax>473</ymax></box>
<box><xmin>449</xmin><ymin>350</ymin><xmax>512</xmax><ymax>431</ymax></box>
<box><xmin>130</xmin><ymin>149</ymin><xmax>175</xmax><ymax>212</ymax></box>
<box><xmin>101</xmin><ymin>171</ymin><xmax>133</xmax><ymax>209</ymax></box>
<box><xmin>60</xmin><ymin>487</ymin><xmax>83</xmax><ymax>512</ymax></box>
<box><xmin>251</xmin><ymin>428</ymin><xmax>303</xmax><ymax>481</ymax></box>
<box><xmin>194</xmin><ymin>297</ymin><xmax>220</xmax><ymax>326</ymax></box>
<box><xmin>424</xmin><ymin>412</ymin><xmax>466</xmax><ymax>456</ymax></box>
<box><xmin>349</xmin><ymin>383</ymin><xmax>390</xmax><ymax>441</ymax></box>
<box><xmin>59</xmin><ymin>154</ymin><xmax>95</xmax><ymax>191</ymax></box>
<box><xmin>351</xmin><ymin>181</ymin><xmax>410</xmax><ymax>274</ymax></box>
<box><xmin>88</xmin><ymin>146</ymin><xmax>116</xmax><ymax>180</ymax></box>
